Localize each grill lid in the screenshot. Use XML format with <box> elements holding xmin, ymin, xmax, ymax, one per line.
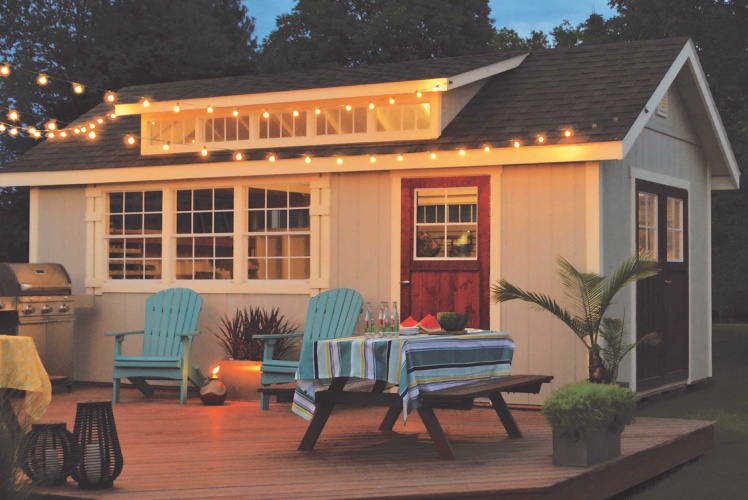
<box><xmin>0</xmin><ymin>263</ymin><xmax>72</xmax><ymax>297</ymax></box>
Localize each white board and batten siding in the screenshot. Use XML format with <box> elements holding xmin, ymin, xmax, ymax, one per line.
<box><xmin>601</xmin><ymin>83</ymin><xmax>711</xmax><ymax>390</ymax></box>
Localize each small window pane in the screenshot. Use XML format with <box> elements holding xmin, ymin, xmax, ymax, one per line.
<box><xmin>226</xmin><ymin>117</ymin><xmax>238</xmax><ymax>141</ymax></box>
<box><xmin>144</xmin><ymin>192</ymin><xmax>162</xmax><ymax>212</ymax></box>
<box><xmin>238</xmin><ymin>116</ymin><xmax>250</xmax><ymax>140</ymax></box>
<box><xmin>415</xmin><ymin>187</ymin><xmax>477</xmax><ymax>260</ymax></box>
<box><xmin>637</xmin><ymin>192</ymin><xmax>658</xmax><ymax>260</ymax></box>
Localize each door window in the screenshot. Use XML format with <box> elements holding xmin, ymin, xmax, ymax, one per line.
<box><xmin>637</xmin><ymin>192</ymin><xmax>658</xmax><ymax>260</ymax></box>
<box><xmin>414</xmin><ymin>187</ymin><xmax>477</xmax><ymax>259</ymax></box>
<box><xmin>666</xmin><ymin>197</ymin><xmax>684</xmax><ymax>262</ymax></box>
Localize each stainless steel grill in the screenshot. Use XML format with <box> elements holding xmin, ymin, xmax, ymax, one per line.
<box><xmin>0</xmin><ymin>263</ymin><xmax>75</xmax><ymax>381</ymax></box>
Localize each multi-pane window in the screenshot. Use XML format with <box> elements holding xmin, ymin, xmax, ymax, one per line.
<box><xmin>667</xmin><ymin>197</ymin><xmax>684</xmax><ymax>262</ymax></box>
<box><xmin>247</xmin><ymin>185</ymin><xmax>311</xmax><ymax>280</ymax></box>
<box><xmin>107</xmin><ymin>191</ymin><xmax>163</xmax><ymax>280</ymax></box>
<box><xmin>259</xmin><ymin>111</ymin><xmax>307</xmax><ymax>139</ymax></box>
<box><xmin>415</xmin><ymin>187</ymin><xmax>477</xmax><ymax>259</ymax></box>
<box><xmin>175</xmin><ymin>188</ymin><xmax>234</xmax><ymax>280</ymax></box>
<box><xmin>638</xmin><ymin>192</ymin><xmax>658</xmax><ymax>260</ymax></box>
<box><xmin>376</xmin><ymin>103</ymin><xmax>431</xmax><ymax>132</ymax></box>
<box><xmin>205</xmin><ymin>115</ymin><xmax>250</xmax><ymax>142</ymax></box>
<box><xmin>148</xmin><ymin>120</ymin><xmax>197</xmax><ymax>147</ymax></box>
<box><xmin>316</xmin><ymin>106</ymin><xmax>367</xmax><ymax>135</ymax></box>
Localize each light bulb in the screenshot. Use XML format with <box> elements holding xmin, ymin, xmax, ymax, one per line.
<box><xmin>126</xmin><ymin>136</ymin><xmax>136</xmax><ymax>145</ymax></box>
<box><xmin>459</xmin><ymin>149</ymin><xmax>466</xmax><ymax>156</ymax></box>
<box><xmin>47</xmin><ymin>132</ymin><xmax>55</xmax><ymax>138</ymax></box>
<box><xmin>336</xmin><ymin>157</ymin><xmax>343</xmax><ymax>165</ymax></box>
<box><xmin>234</xmin><ymin>152</ymin><xmax>243</xmax><ymax>161</ymax></box>
<box><xmin>73</xmin><ymin>83</ymin><xmax>84</xmax><ymax>94</ymax></box>
<box><xmin>0</xmin><ymin>64</ymin><xmax>10</xmax><ymax>76</ymax></box>
<box><xmin>60</xmin><ymin>131</ymin><xmax>67</xmax><ymax>138</ymax></box>
<box><xmin>201</xmin><ymin>146</ymin><xmax>208</xmax><ymax>157</ymax></box>
<box><xmin>314</xmin><ymin>108</ymin><xmax>321</xmax><ymax>115</ymax></box>
<box><xmin>537</xmin><ymin>135</ymin><xmax>545</xmax><ymax>143</ymax></box>
<box><xmin>97</xmin><ymin>118</ymin><xmax>104</xmax><ymax>124</ymax></box>
<box><xmin>87</xmin><ymin>131</ymin><xmax>96</xmax><ymax>139</ymax></box>
<box><xmin>0</xmin><ymin>124</ymin><xmax>6</xmax><ymax>132</ymax></box>
<box><xmin>7</xmin><ymin>110</ymin><xmax>19</xmax><ymax>121</ymax></box>
<box><xmin>162</xmin><ymin>143</ymin><xmax>170</xmax><ymax>151</ymax></box>
<box><xmin>89</xmin><ymin>123</ymin><xmax>96</xmax><ymax>129</ymax></box>
<box><xmin>345</xmin><ymin>104</ymin><xmax>352</xmax><ymax>111</ymax></box>
<box><xmin>104</xmin><ymin>92</ymin><xmax>116</xmax><ymax>103</ymax></box>
<box><xmin>109</xmin><ymin>113</ymin><xmax>117</xmax><ymax>119</ymax></box>
<box><xmin>268</xmin><ymin>155</ymin><xmax>276</xmax><ymax>163</ymax></box>
<box><xmin>564</xmin><ymin>129</ymin><xmax>572</xmax><ymax>137</ymax></box>
<box><xmin>9</xmin><ymin>128</ymin><xmax>18</xmax><ymax>136</ymax></box>
<box><xmin>370</xmin><ymin>156</ymin><xmax>376</xmax><ymax>163</ymax></box>
<box><xmin>37</xmin><ymin>74</ymin><xmax>48</xmax><ymax>85</ymax></box>
<box><xmin>397</xmin><ymin>154</ymin><xmax>404</xmax><ymax>162</ymax></box>
<box><xmin>33</xmin><ymin>130</ymin><xmax>42</xmax><ymax>138</ymax></box>
<box><xmin>74</xmin><ymin>128</ymin><xmax>80</xmax><ymax>134</ymax></box>
<box><xmin>430</xmin><ymin>152</ymin><xmax>437</xmax><ymax>160</ymax></box>
<box><xmin>389</xmin><ymin>97</ymin><xmax>395</xmax><ymax>105</ymax></box>
<box><xmin>293</xmin><ymin>109</ymin><xmax>300</xmax><ymax>117</ymax></box>
<box><xmin>80</xmin><ymin>126</ymin><xmax>87</xmax><ymax>132</ymax></box>
<box><xmin>513</xmin><ymin>141</ymin><xmax>521</xmax><ymax>148</ymax></box>
<box><xmin>369</xmin><ymin>102</ymin><xmax>375</xmax><ymax>109</ymax></box>
<box><xmin>27</xmin><ymin>127</ymin><xmax>37</xmax><ymax>135</ymax></box>
<box><xmin>45</xmin><ymin>120</ymin><xmax>56</xmax><ymax>131</ymax></box>
<box><xmin>173</xmin><ymin>103</ymin><xmax>180</xmax><ymax>113</ymax></box>
<box><xmin>483</xmin><ymin>146</ymin><xmax>490</xmax><ymax>153</ymax></box>
<box><xmin>416</xmin><ymin>91</ymin><xmax>422</xmax><ymax>98</ymax></box>
<box><xmin>232</xmin><ymin>109</ymin><xmax>239</xmax><ymax>117</ymax></box>
<box><xmin>304</xmin><ymin>156</ymin><xmax>311</xmax><ymax>164</ymax></box>
<box><xmin>143</xmin><ymin>99</ymin><xmax>150</xmax><ymax>107</ymax></box>
<box><xmin>207</xmin><ymin>106</ymin><xmax>214</xmax><ymax>113</ymax></box>
<box><xmin>262</xmin><ymin>111</ymin><xmax>269</xmax><ymax>119</ymax></box>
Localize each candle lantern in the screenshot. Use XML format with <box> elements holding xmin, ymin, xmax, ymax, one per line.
<box><xmin>71</xmin><ymin>401</ymin><xmax>123</xmax><ymax>490</ymax></box>
<box><xmin>199</xmin><ymin>366</ymin><xmax>227</xmax><ymax>405</ymax></box>
<box><xmin>21</xmin><ymin>422</ymin><xmax>77</xmax><ymax>486</ymax></box>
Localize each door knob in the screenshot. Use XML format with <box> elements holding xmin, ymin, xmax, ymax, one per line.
<box><xmin>665</xmin><ymin>280</ymin><xmax>672</xmax><ymax>284</ymax></box>
<box><xmin>400</xmin><ymin>281</ymin><xmax>410</xmax><ymax>285</ymax></box>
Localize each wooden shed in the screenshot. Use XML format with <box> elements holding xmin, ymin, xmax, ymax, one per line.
<box><xmin>0</xmin><ymin>37</ymin><xmax>739</xmax><ymax>399</ymax></box>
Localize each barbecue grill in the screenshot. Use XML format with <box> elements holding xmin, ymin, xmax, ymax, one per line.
<box><xmin>0</xmin><ymin>263</ymin><xmax>75</xmax><ymax>382</ymax></box>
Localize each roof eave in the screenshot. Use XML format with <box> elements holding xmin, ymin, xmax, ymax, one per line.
<box><xmin>621</xmin><ymin>39</ymin><xmax>740</xmax><ymax>190</ymax></box>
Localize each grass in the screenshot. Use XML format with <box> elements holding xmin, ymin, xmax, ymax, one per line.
<box><xmin>618</xmin><ymin>324</ymin><xmax>748</xmax><ymax>499</ymax></box>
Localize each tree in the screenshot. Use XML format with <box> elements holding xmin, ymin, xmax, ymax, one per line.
<box><xmin>259</xmin><ymin>0</ymin><xmax>497</xmax><ymax>71</ymax></box>
<box><xmin>492</xmin><ymin>255</ymin><xmax>660</xmax><ymax>383</ymax></box>
<box><xmin>0</xmin><ymin>0</ymin><xmax>259</xmax><ymax>261</ymax></box>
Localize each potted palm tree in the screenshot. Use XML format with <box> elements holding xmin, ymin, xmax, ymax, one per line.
<box><xmin>210</xmin><ymin>306</ymin><xmax>299</xmax><ymax>401</ymax></box>
<box><xmin>491</xmin><ymin>254</ymin><xmax>660</xmax><ymax>384</ymax></box>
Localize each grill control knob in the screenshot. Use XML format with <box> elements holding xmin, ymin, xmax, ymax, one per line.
<box><xmin>58</xmin><ymin>304</ymin><xmax>70</xmax><ymax>313</ymax></box>
<box><xmin>41</xmin><ymin>305</ymin><xmax>53</xmax><ymax>314</ymax></box>
<box><xmin>0</xmin><ymin>302</ymin><xmax>4</xmax><ymax>310</ymax></box>
<box><xmin>21</xmin><ymin>305</ymin><xmax>36</xmax><ymax>315</ymax></box>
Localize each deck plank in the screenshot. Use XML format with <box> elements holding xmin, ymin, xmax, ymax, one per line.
<box><xmin>25</xmin><ymin>386</ymin><xmax>714</xmax><ymax>499</ymax></box>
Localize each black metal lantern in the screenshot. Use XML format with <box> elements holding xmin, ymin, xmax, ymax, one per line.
<box><xmin>71</xmin><ymin>401</ymin><xmax>123</xmax><ymax>490</ymax></box>
<box><xmin>21</xmin><ymin>422</ymin><xmax>77</xmax><ymax>486</ymax></box>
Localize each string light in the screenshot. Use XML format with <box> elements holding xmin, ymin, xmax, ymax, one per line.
<box><xmin>336</xmin><ymin>157</ymin><xmax>343</xmax><ymax>165</ymax></box>
<box><xmin>304</xmin><ymin>156</ymin><xmax>311</xmax><ymax>164</ymax></box>
<box><xmin>201</xmin><ymin>146</ymin><xmax>208</xmax><ymax>156</ymax></box>
<box><xmin>537</xmin><ymin>135</ymin><xmax>545</xmax><ymax>143</ymax></box>
<box><xmin>369</xmin><ymin>156</ymin><xmax>376</xmax><ymax>163</ymax></box>
<box><xmin>72</xmin><ymin>83</ymin><xmax>84</xmax><ymax>94</ymax></box>
<box><xmin>59</xmin><ymin>131</ymin><xmax>67</xmax><ymax>138</ymax></box>
<box><xmin>564</xmin><ymin>129</ymin><xmax>572</xmax><ymax>137</ymax></box>
<box><xmin>7</xmin><ymin>110</ymin><xmax>19</xmax><ymax>121</ymax></box>
<box><xmin>483</xmin><ymin>145</ymin><xmax>491</xmax><ymax>153</ymax></box>
<box><xmin>345</xmin><ymin>104</ymin><xmax>352</xmax><ymax>111</ymax></box>
<box><xmin>104</xmin><ymin>91</ymin><xmax>116</xmax><ymax>103</ymax></box>
<box><xmin>262</xmin><ymin>111</ymin><xmax>269</xmax><ymax>119</ymax></box>
<box><xmin>234</xmin><ymin>152</ymin><xmax>243</xmax><ymax>161</ymax></box>
<box><xmin>513</xmin><ymin>140</ymin><xmax>521</xmax><ymax>148</ymax></box>
<box><xmin>126</xmin><ymin>136</ymin><xmax>136</xmax><ymax>145</ymax></box>
<box><xmin>368</xmin><ymin>102</ymin><xmax>375</xmax><ymax>109</ymax></box>
<box><xmin>459</xmin><ymin>149</ymin><xmax>466</xmax><ymax>156</ymax></box>
<box><xmin>268</xmin><ymin>154</ymin><xmax>276</xmax><ymax>163</ymax></box>
<box><xmin>173</xmin><ymin>103</ymin><xmax>181</xmax><ymax>113</ymax></box>
<box><xmin>97</xmin><ymin>118</ymin><xmax>104</xmax><ymax>124</ymax></box>
<box><xmin>87</xmin><ymin>130</ymin><xmax>96</xmax><ymax>139</ymax></box>
<box><xmin>397</xmin><ymin>154</ymin><xmax>404</xmax><ymax>161</ymax></box>
<box><xmin>207</xmin><ymin>106</ymin><xmax>214</xmax><ymax>113</ymax></box>
<box><xmin>389</xmin><ymin>97</ymin><xmax>395</xmax><ymax>105</ymax></box>
<box><xmin>0</xmin><ymin>63</ymin><xmax>10</xmax><ymax>76</ymax></box>
<box><xmin>162</xmin><ymin>142</ymin><xmax>170</xmax><ymax>151</ymax></box>
<box><xmin>46</xmin><ymin>132</ymin><xmax>55</xmax><ymax>139</ymax></box>
<box><xmin>37</xmin><ymin>74</ymin><xmax>48</xmax><ymax>86</ymax></box>
<box><xmin>45</xmin><ymin>120</ymin><xmax>56</xmax><ymax>131</ymax></box>
<box><xmin>88</xmin><ymin>123</ymin><xmax>96</xmax><ymax>129</ymax></box>
<box><xmin>142</xmin><ymin>99</ymin><xmax>150</xmax><ymax>107</ymax></box>
<box><xmin>430</xmin><ymin>152</ymin><xmax>437</xmax><ymax>160</ymax></box>
<box><xmin>109</xmin><ymin>113</ymin><xmax>117</xmax><ymax>119</ymax></box>
<box><xmin>293</xmin><ymin>109</ymin><xmax>300</xmax><ymax>117</ymax></box>
<box><xmin>314</xmin><ymin>108</ymin><xmax>321</xmax><ymax>115</ymax></box>
<box><xmin>0</xmin><ymin>124</ymin><xmax>5</xmax><ymax>132</ymax></box>
<box><xmin>232</xmin><ymin>109</ymin><xmax>239</xmax><ymax>117</ymax></box>
<box><xmin>416</xmin><ymin>91</ymin><xmax>422</xmax><ymax>98</ymax></box>
<box><xmin>9</xmin><ymin>127</ymin><xmax>18</xmax><ymax>136</ymax></box>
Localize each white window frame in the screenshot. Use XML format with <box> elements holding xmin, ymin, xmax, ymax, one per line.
<box><xmin>89</xmin><ymin>175</ymin><xmax>330</xmax><ymax>295</ymax></box>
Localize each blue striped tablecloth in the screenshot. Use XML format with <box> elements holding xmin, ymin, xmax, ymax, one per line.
<box><xmin>292</xmin><ymin>331</ymin><xmax>514</xmax><ymax>423</ymax></box>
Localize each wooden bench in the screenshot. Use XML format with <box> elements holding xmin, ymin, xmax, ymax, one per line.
<box><xmin>298</xmin><ymin>374</ymin><xmax>553</xmax><ymax>460</ymax></box>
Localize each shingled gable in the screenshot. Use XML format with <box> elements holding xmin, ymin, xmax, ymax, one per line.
<box><xmin>1</xmin><ymin>37</ymin><xmax>738</xmax><ymax>190</ymax></box>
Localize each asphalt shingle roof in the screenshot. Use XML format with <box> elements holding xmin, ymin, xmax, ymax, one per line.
<box><xmin>4</xmin><ymin>37</ymin><xmax>690</xmax><ymax>173</ymax></box>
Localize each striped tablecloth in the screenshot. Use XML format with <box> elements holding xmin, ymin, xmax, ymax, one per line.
<box><xmin>292</xmin><ymin>331</ymin><xmax>514</xmax><ymax>422</ymax></box>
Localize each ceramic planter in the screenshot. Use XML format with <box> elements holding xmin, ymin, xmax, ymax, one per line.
<box><xmin>214</xmin><ymin>360</ymin><xmax>262</xmax><ymax>401</ymax></box>
<box><xmin>552</xmin><ymin>427</ymin><xmax>622</xmax><ymax>467</ymax></box>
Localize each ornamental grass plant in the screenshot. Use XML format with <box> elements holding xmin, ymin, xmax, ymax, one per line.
<box><xmin>541</xmin><ymin>380</ymin><xmax>638</xmax><ymax>440</ymax></box>
<box><xmin>211</xmin><ymin>306</ymin><xmax>300</xmax><ymax>361</ymax></box>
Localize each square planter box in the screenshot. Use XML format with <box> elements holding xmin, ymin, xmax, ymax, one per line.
<box><xmin>552</xmin><ymin>427</ymin><xmax>622</xmax><ymax>467</ymax></box>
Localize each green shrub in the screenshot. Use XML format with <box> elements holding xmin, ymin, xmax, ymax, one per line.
<box><xmin>541</xmin><ymin>381</ymin><xmax>638</xmax><ymax>440</ymax></box>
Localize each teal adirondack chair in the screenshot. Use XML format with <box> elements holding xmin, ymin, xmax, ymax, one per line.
<box><xmin>106</xmin><ymin>288</ymin><xmax>204</xmax><ymax>404</ymax></box>
<box><xmin>256</xmin><ymin>288</ymin><xmax>364</xmax><ymax>410</ymax></box>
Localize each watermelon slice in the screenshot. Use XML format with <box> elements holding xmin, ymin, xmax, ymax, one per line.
<box><xmin>418</xmin><ymin>314</ymin><xmax>442</xmax><ymax>333</ymax></box>
<box><xmin>399</xmin><ymin>316</ymin><xmax>418</xmax><ymax>328</ymax></box>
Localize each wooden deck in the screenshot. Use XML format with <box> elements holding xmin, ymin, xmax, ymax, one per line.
<box><xmin>26</xmin><ymin>386</ymin><xmax>714</xmax><ymax>499</ymax></box>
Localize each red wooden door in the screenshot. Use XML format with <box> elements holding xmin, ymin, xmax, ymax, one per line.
<box><xmin>400</xmin><ymin>176</ymin><xmax>490</xmax><ymax>329</ymax></box>
<box><xmin>636</xmin><ymin>179</ymin><xmax>689</xmax><ymax>391</ymax></box>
